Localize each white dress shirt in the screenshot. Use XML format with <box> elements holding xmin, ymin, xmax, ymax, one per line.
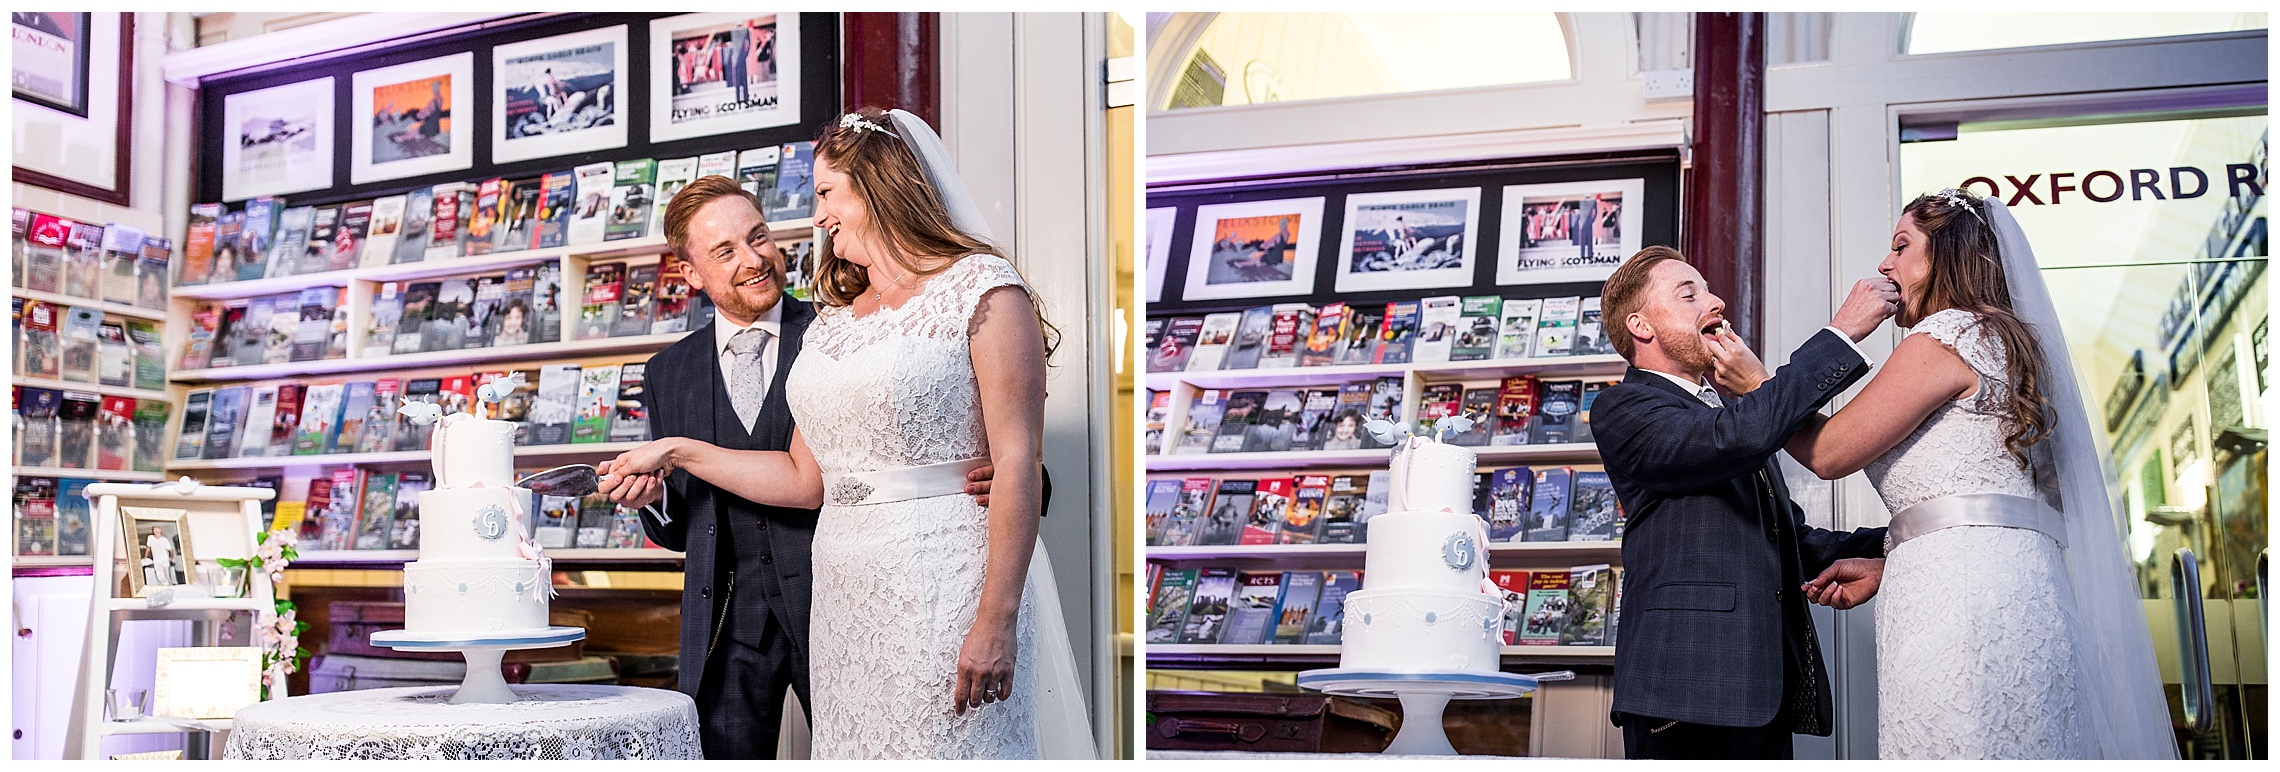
<box><xmin>713</xmin><ymin>300</ymin><xmax>785</xmax><ymax>401</ymax></box>
<box><xmin>1641</xmin><ymin>326</ymin><xmax>1874</xmax><ymax>406</ymax></box>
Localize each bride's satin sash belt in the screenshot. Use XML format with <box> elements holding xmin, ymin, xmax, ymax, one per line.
<box><xmin>1886</xmin><ymin>492</ymin><xmax>2067</xmax><ymax>552</ymax></box>
<box><xmin>827</xmin><ymin>457</ymin><xmax>989</xmax><ymax>507</ymax></box>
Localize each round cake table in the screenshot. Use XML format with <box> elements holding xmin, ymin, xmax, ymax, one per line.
<box><xmin>223</xmin><ymin>684</ymin><xmax>701</xmax><ymax>760</ymax></box>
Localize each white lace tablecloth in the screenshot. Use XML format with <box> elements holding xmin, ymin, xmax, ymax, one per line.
<box><xmin>223</xmin><ymin>685</ymin><xmax>701</xmax><ymax>760</ymax></box>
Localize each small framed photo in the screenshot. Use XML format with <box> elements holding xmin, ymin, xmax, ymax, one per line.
<box><xmin>1335</xmin><ymin>187</ymin><xmax>1483</xmax><ymax>293</ymax></box>
<box><xmin>153</xmin><ymin>647</ymin><xmax>263</xmax><ymax>719</ymax></box>
<box><xmin>647</xmin><ymin>13</ymin><xmax>802</xmax><ymax>143</ymax></box>
<box><xmin>1181</xmin><ymin>197</ymin><xmax>1326</xmax><ymax>302</ymax></box>
<box><xmin>1146</xmin><ymin>206</ymin><xmax>1177</xmax><ymax>303</ymax></box>
<box><xmin>221</xmin><ymin>76</ymin><xmax>337</xmax><ymax>202</ymax></box>
<box><xmin>492</xmin><ymin>25</ymin><xmax>630</xmax><ymax>164</ymax></box>
<box><xmin>1495</xmin><ymin>178</ymin><xmax>1644</xmax><ymax>285</ymax></box>
<box><xmin>349</xmin><ymin>52</ymin><xmax>475</xmax><ymax>185</ymax></box>
<box><xmin>120</xmin><ymin>506</ymin><xmax>194</xmax><ymax>597</ymax></box>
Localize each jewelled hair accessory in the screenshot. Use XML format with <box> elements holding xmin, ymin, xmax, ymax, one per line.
<box><xmin>838</xmin><ymin>112</ymin><xmax>899</xmax><ymax>138</ymax></box>
<box><xmin>1932</xmin><ymin>188</ymin><xmax>1998</xmax><ymax>263</ymax></box>
<box><xmin>1936</xmin><ymin>188</ymin><xmax>1988</xmax><ymax>226</ymax></box>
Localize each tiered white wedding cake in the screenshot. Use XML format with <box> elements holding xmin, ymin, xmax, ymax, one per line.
<box><xmin>398</xmin><ymin>382</ymin><xmax>555</xmax><ymax>636</ymax></box>
<box><xmin>1337</xmin><ymin>436</ymin><xmax>1506</xmax><ymax>673</ymax></box>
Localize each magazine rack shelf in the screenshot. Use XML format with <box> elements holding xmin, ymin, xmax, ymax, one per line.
<box><xmin>168</xmin><ymin>219</ymin><xmax>811</xmax><ymax>302</ymax></box>
<box><xmin>13</xmin><ymin>467</ymin><xmax>170</xmax><ymax>483</ymax></box>
<box><xmin>168</xmin><ymin>335</ymin><xmax>689</xmax><ymax>383</ymax></box>
<box><xmin>13</xmin><ymin>377</ymin><xmax>172</xmax><ymax>402</ymax></box>
<box><xmin>14</xmin><ymin>289</ymin><xmax>170</xmax><ymax>322</ymax></box>
<box><xmin>1145</xmin><ymin>354</ymin><xmax>1626</xmax><ymax>391</ymax></box>
<box><xmin>12</xmin><ymin>205</ymin><xmax>183</xmax><ymax>569</ymax></box>
<box><xmin>165</xmin><ymin>440</ymin><xmax>648</xmax><ymax>471</ymax></box>
<box><xmin>1146</xmin><ymin>644</ymin><xmax>1615</xmax><ymax>667</ymax></box>
<box><xmin>1149</xmin><ymin>541</ymin><xmax>1622</xmax><ymax>570</ymax></box>
<box><xmin>1144</xmin><ymin>353</ymin><xmax>1631</xmax><ymax>673</ymax></box>
<box><xmin>150</xmin><ymin>224</ymin><xmax>822</xmax><ymax>572</ymax></box>
<box><xmin>1145</xmin><ymin>357</ymin><xmax>1628</xmax><ymax>458</ymax></box>
<box><xmin>291</xmin><ymin>547</ymin><xmax>682</xmax><ymax>567</ymax></box>
<box><xmin>1147</xmin><ymin>443</ymin><xmax>1602</xmax><ymax>472</ymax></box>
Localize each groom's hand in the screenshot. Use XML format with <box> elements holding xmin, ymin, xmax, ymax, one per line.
<box><xmin>1831</xmin><ymin>277</ymin><xmax>1902</xmax><ymax>342</ymax></box>
<box><xmin>965</xmin><ymin>464</ymin><xmax>996</xmax><ymax>507</ymax></box>
<box><xmin>1705</xmin><ymin>326</ymin><xmax>1770</xmax><ymax>396</ymax></box>
<box><xmin>1804</xmin><ymin>557</ymin><xmax>1884</xmax><ymax>610</ymax></box>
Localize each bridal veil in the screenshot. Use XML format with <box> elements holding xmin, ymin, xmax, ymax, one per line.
<box><xmin>1985</xmin><ymin>197</ymin><xmax>2178</xmax><ymax>759</ymax></box>
<box><xmin>884</xmin><ymin>108</ymin><xmax>1099</xmax><ymax>759</ymax></box>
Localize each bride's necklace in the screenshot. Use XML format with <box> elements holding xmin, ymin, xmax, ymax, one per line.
<box><xmin>869</xmin><ymin>265</ymin><xmax>917</xmax><ymax>308</ymax></box>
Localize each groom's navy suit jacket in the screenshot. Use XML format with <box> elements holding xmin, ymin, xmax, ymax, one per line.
<box><xmin>636</xmin><ymin>299</ymin><xmax>818</xmax><ymax>704</ymax></box>
<box><xmin>1591</xmin><ymin>328</ymin><xmax>1886</xmax><ymax>735</ymax></box>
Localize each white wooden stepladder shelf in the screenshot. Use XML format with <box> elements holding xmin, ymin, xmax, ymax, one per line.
<box><xmin>65</xmin><ymin>481</ymin><xmax>283</xmax><ymax>760</ymax></box>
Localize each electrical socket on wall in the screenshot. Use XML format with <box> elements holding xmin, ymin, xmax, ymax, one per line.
<box><xmin>1642</xmin><ymin>69</ymin><xmax>1693</xmax><ymax>101</ymax></box>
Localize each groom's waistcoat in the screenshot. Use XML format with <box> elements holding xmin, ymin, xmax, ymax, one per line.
<box><xmin>635</xmin><ymin>299</ymin><xmax>819</xmax><ymax>700</ymax></box>
<box><xmin>1589</xmin><ymin>329</ymin><xmax>1885</xmax><ymax>734</ymax></box>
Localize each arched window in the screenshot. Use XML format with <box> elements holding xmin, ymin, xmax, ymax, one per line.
<box><xmin>1906</xmin><ymin>12</ymin><xmax>2266</xmax><ymax>55</ymax></box>
<box><xmin>1154</xmin><ymin>12</ymin><xmax>1571</xmax><ymax>111</ymax></box>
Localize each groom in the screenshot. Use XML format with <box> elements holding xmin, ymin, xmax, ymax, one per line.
<box><xmin>598</xmin><ymin>176</ymin><xmax>996</xmax><ymax>758</ymax></box>
<box><xmin>1589</xmin><ymin>246</ymin><xmax>1893</xmax><ymax>759</ymax></box>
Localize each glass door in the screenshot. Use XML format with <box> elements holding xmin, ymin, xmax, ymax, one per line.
<box><xmin>1901</xmin><ymin>107</ymin><xmax>2268</xmax><ymax>759</ymax></box>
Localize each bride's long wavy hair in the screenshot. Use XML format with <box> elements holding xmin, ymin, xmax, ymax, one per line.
<box><xmin>1902</xmin><ymin>191</ymin><xmax>2052</xmax><ymax>469</ymax></box>
<box><xmin>811</xmin><ymin>106</ymin><xmax>1059</xmax><ymax>359</ymax></box>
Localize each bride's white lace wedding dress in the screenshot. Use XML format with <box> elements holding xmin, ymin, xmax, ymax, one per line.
<box><xmin>785</xmin><ymin>254</ymin><xmax>1041</xmax><ymax>759</ymax></box>
<box><xmin>1863</xmin><ymin>308</ymin><xmax>2096</xmax><ymax>759</ymax></box>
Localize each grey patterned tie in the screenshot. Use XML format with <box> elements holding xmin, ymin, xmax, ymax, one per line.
<box><xmin>1697</xmin><ymin>384</ymin><xmax>1724</xmax><ymax>409</ymax></box>
<box><xmin>727</xmin><ymin>327</ymin><xmax>772</xmax><ymax>429</ymax></box>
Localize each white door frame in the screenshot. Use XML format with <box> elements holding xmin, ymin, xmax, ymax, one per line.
<box><xmin>942</xmin><ymin>11</ymin><xmax>1116</xmax><ymax>752</ymax></box>
<box><xmin>1762</xmin><ymin>13</ymin><xmax>2267</xmax><ymax>759</ymax></box>
<box><xmin>1145</xmin><ymin>13</ymin><xmax>1691</xmax><ymax>161</ymax></box>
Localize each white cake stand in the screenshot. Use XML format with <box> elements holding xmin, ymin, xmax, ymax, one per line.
<box><xmin>370</xmin><ymin>628</ymin><xmax>586</xmax><ymax>704</ymax></box>
<box><xmin>1295</xmin><ymin>669</ymin><xmax>1538</xmax><ymax>755</ymax></box>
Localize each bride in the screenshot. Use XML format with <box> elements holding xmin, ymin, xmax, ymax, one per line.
<box><xmin>1731</xmin><ymin>190</ymin><xmax>2175</xmax><ymax>758</ymax></box>
<box><xmin>599</xmin><ymin>108</ymin><xmax>1092</xmax><ymax>759</ymax></box>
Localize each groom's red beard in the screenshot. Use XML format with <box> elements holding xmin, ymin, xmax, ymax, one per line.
<box><xmin>1661</xmin><ymin>322</ymin><xmax>1715</xmax><ymax>374</ymax></box>
<box><xmin>709</xmin><ymin>262</ymin><xmax>784</xmax><ymax>321</ymax></box>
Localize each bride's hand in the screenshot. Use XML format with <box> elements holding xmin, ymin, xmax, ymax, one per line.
<box><xmin>1705</xmin><ymin>326</ymin><xmax>1770</xmax><ymax>396</ymax></box>
<box><xmin>596</xmin><ymin>460</ymin><xmax>664</xmax><ymax>509</ymax></box>
<box><xmin>609</xmin><ymin>438</ymin><xmax>683</xmax><ymax>477</ymax></box>
<box><xmin>952</xmin><ymin>618</ymin><xmax>1018</xmax><ymax>715</ymax></box>
<box><xmin>1804</xmin><ymin>558</ymin><xmax>1884</xmax><ymax>610</ymax></box>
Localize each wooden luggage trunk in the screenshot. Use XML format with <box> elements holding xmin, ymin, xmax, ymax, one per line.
<box><xmin>1147</xmin><ymin>691</ymin><xmax>1397</xmax><ymax>754</ymax></box>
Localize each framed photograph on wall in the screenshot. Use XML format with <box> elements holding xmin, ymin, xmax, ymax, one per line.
<box><xmin>647</xmin><ymin>13</ymin><xmax>802</xmax><ymax>143</ymax></box>
<box><xmin>12</xmin><ymin>12</ymin><xmax>130</xmax><ymax>205</ymax></box>
<box><xmin>493</xmin><ymin>26</ymin><xmax>630</xmax><ymax>164</ymax></box>
<box><xmin>119</xmin><ymin>506</ymin><xmax>194</xmax><ymax>598</ymax></box>
<box><xmin>1334</xmin><ymin>187</ymin><xmax>1482</xmax><ymax>293</ymax></box>
<box><xmin>1181</xmin><ymin>197</ymin><xmax>1326</xmax><ymax>302</ymax></box>
<box><xmin>12</xmin><ymin>12</ymin><xmax>91</xmax><ymax>117</ymax></box>
<box><xmin>220</xmin><ymin>77</ymin><xmax>337</xmax><ymax>202</ymax></box>
<box><xmin>349</xmin><ymin>52</ymin><xmax>475</xmax><ymax>185</ymax></box>
<box><xmin>1146</xmin><ymin>206</ymin><xmax>1177</xmax><ymax>303</ymax></box>
<box><xmin>1495</xmin><ymin>178</ymin><xmax>1644</xmax><ymax>285</ymax></box>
